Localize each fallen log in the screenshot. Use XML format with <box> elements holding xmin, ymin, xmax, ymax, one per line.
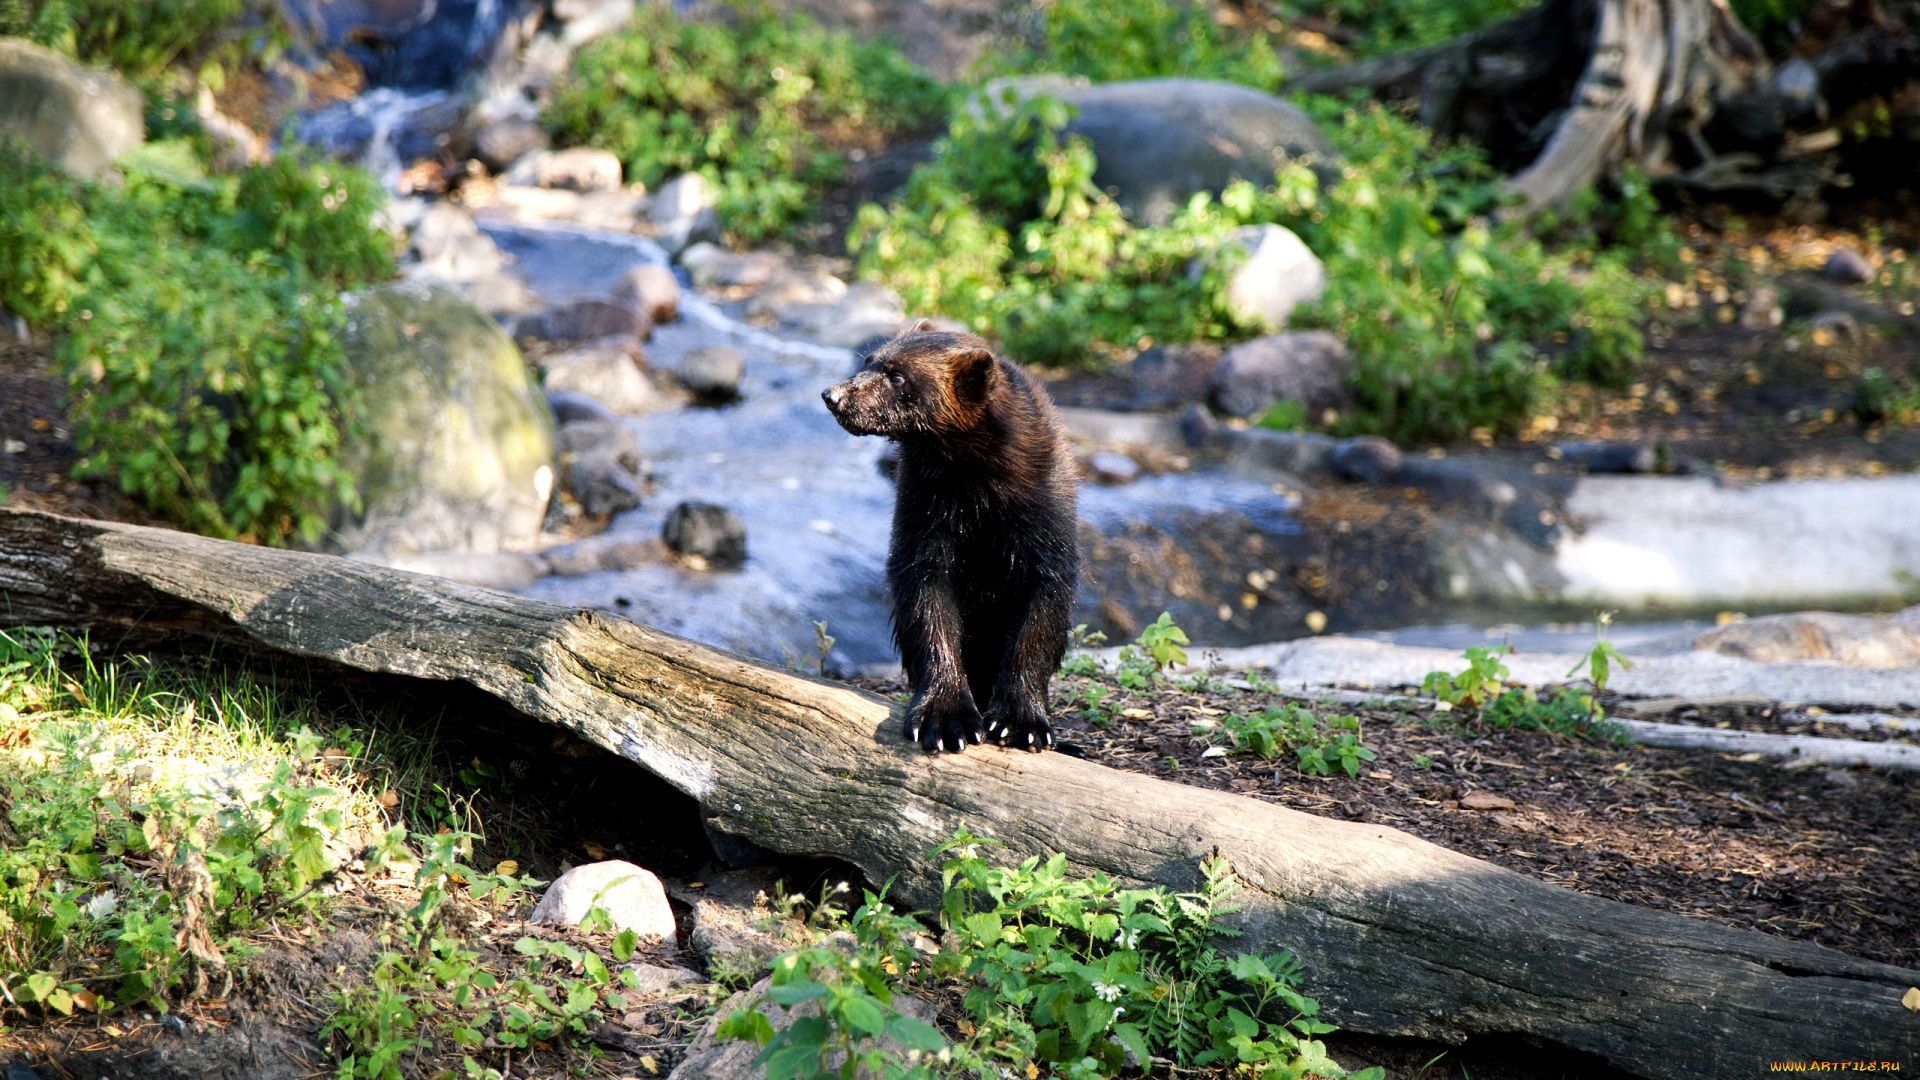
<box><xmin>0</xmin><ymin>508</ymin><xmax>1914</xmax><ymax>1078</ymax></box>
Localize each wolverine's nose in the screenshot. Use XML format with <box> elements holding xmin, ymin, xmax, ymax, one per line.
<box><xmin>822</xmin><ymin>385</ymin><xmax>845</xmax><ymax>411</ymax></box>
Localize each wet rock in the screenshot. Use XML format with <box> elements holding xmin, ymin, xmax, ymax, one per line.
<box><xmin>334</xmin><ymin>281</ymin><xmax>556</xmax><ymax>560</ymax></box>
<box><xmin>536</xmin><ymin>146</ymin><xmax>624</xmax><ymax>192</ymax></box>
<box><xmin>678</xmin><ymin>243</ymin><xmax>784</xmax><ymax>289</ymax></box>
<box><xmin>545</xmin><ymin>534</ymin><xmax>663</xmax><ymax>575</ymax></box>
<box><xmin>1329</xmin><ymin>436</ymin><xmax>1402</xmax><ymax>483</ymax></box>
<box><xmin>284</xmin><ymin>0</ymin><xmax>509</xmax><ymax>89</ymax></box>
<box><xmin>745</xmin><ymin>269</ymin><xmax>848</xmax><ymax>319</ymax></box>
<box><xmin>1821</xmin><ymin>248</ymin><xmax>1873</xmax><ymax>284</ymax></box>
<box><xmin>612</xmin><ymin>263</ymin><xmax>682</xmax><ymax>323</ymax></box>
<box><xmin>1180</xmin><ymin>403</ymin><xmax>1220</xmax><ymax>447</ymax></box>
<box><xmin>559</xmin><ymin>419</ymin><xmax>648</xmax><ymax>516</ymax></box>
<box><xmin>543</xmin><ymin>339</ymin><xmax>658</xmax><ymax>415</ymax></box>
<box><xmin>473</xmin><ymin>116</ymin><xmax>548</xmax><ymax>170</ymax></box>
<box><xmin>1554</xmin><ymin>441</ymin><xmax>1655</xmax><ymax>474</ymax></box>
<box><xmin>1738</xmin><ymin>283</ymin><xmax>1783</xmax><ymax>329</ymax></box>
<box><xmin>520</xmin><ymin>299</ymin><xmax>651</xmax><ymax>344</ymax></box>
<box><xmin>981</xmin><ymin>76</ymin><xmax>1335</xmax><ymax>226</ymax></box>
<box><xmin>1087</xmin><ymin>451</ymin><xmax>1140</xmax><ymax>485</ymax></box>
<box><xmin>772</xmin><ymin>281</ymin><xmax>908</xmax><ymax>347</ymax></box>
<box><xmin>531</xmin><ymin>860</ymin><xmax>678</xmax><ymax>949</ymax></box>
<box><xmin>1206</xmin><ymin>224</ymin><xmax>1325</xmax><ymax>332</ymax></box>
<box><xmin>654</xmin><ymin>172</ymin><xmax>720</xmax><ymax>254</ymax></box>
<box><xmin>672</xmin><ymin>974</ymin><xmax>938</xmax><ymax>1080</ymax></box>
<box><xmin>680</xmin><ymin>344</ymin><xmax>745</xmax><ymax>402</ymax></box>
<box><xmin>548</xmin><ymin>390</ymin><xmax>621</xmax><ymax>424</ymax></box>
<box><xmin>1692</xmin><ymin>612</ymin><xmax>1920</xmax><ymax>668</ymax></box>
<box><xmin>663</xmin><ymin>502</ymin><xmax>747</xmax><ymax>568</ymax></box>
<box><xmin>411</xmin><ymin>201</ymin><xmax>509</xmax><ymax>282</ymax></box>
<box><xmin>0</xmin><ymin>38</ymin><xmax>144</xmax><ymax>180</ymax></box>
<box><xmin>1207</xmin><ymin>331</ymin><xmax>1350</xmax><ymax>419</ymax></box>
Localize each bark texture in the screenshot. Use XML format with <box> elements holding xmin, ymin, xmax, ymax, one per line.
<box><xmin>1289</xmin><ymin>0</ymin><xmax>1919</xmax><ymax>210</ymax></box>
<box><xmin>1</xmin><ymin>509</ymin><xmax>1916</xmax><ymax>1078</ymax></box>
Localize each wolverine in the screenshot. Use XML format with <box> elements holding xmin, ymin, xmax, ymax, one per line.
<box><xmin>822</xmin><ymin>323</ymin><xmax>1078</xmax><ymax>753</ymax></box>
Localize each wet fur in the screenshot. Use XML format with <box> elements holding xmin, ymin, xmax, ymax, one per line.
<box><xmin>822</xmin><ymin>329</ymin><xmax>1078</xmax><ymax>752</ymax></box>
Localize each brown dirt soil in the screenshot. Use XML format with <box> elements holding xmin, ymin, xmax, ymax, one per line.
<box><xmin>0</xmin><ymin>336</ymin><xmax>164</xmax><ymax>527</ymax></box>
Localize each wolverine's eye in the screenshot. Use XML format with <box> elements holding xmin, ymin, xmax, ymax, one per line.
<box><xmin>888</xmin><ymin>371</ymin><xmax>905</xmax><ymax>387</ymax></box>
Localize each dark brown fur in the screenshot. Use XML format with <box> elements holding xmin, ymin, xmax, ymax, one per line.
<box><xmin>822</xmin><ymin>326</ymin><xmax>1079</xmax><ymax>752</ymax></box>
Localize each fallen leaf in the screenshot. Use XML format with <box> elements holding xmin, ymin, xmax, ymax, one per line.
<box><xmin>1904</xmin><ymin>986</ymin><xmax>1920</xmax><ymax>1013</ymax></box>
<box><xmin>1120</xmin><ymin>708</ymin><xmax>1155</xmax><ymax>720</ymax></box>
<box><xmin>582</xmin><ymin>840</ymin><xmax>608</xmax><ymax>859</ymax></box>
<box><xmin>1026</xmin><ymin>1062</ymin><xmax>1040</xmax><ymax>1080</ymax></box>
<box><xmin>1200</xmin><ymin>746</ymin><xmax>1229</xmax><ymax>758</ymax></box>
<box><xmin>1460</xmin><ymin>792</ymin><xmax>1516</xmax><ymax>811</ymax></box>
<box><xmin>377</xmin><ymin>789</ymin><xmax>400</xmax><ymax>808</ymax></box>
<box><xmin>72</xmin><ymin>989</ymin><xmax>98</xmax><ymax>1011</ymax></box>
<box><xmin>1431</xmin><ymin>700</ymin><xmax>1453</xmax><ymax>713</ymax></box>
<box><xmin>640</xmin><ymin>1055</ymin><xmax>660</xmax><ymax>1075</ymax></box>
<box><xmin>102</xmin><ymin>1024</ymin><xmax>124</xmax><ymax>1037</ymax></box>
<box><xmin>495</xmin><ymin>860</ymin><xmax>519</xmax><ymax>877</ymax></box>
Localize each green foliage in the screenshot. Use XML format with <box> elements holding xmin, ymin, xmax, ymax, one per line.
<box><xmin>981</xmin><ymin>0</ymin><xmax>1285</xmax><ymax>88</ymax></box>
<box><xmin>0</xmin><ymin>0</ymin><xmax>288</xmax><ymax>86</ymax></box>
<box><xmin>0</xmin><ymin>139</ymin><xmax>394</xmax><ymax>544</ymax></box>
<box><xmin>0</xmin><ymin>629</ymin><xmax>364</xmax><ymax>1015</ymax></box>
<box><xmin>1058</xmin><ymin>624</ymin><xmax>1109</xmax><ymax>678</ymax></box>
<box><xmin>1725</xmin><ymin>0</ymin><xmax>1814</xmax><ymax>52</ymax></box>
<box><xmin>723</xmin><ymin>830</ymin><xmax>1380</xmax><ymax>1080</ymax></box>
<box><xmin>853</xmin><ymin>88</ymin><xmax>1668</xmax><ymax>440</ymax></box>
<box><xmin>1420</xmin><ymin>645</ymin><xmax>1513</xmax><ymax>709</ymax></box>
<box><xmin>1203</xmin><ymin>703</ymin><xmax>1378</xmax><ymax>777</ymax></box>
<box><xmin>1111</xmin><ymin>612</ymin><xmax>1190</xmax><ymax>689</ymax></box>
<box><xmin>1293</xmin><ymin>0</ymin><xmax>1538</xmax><ymax>56</ymax></box>
<box><xmin>1851</xmin><ymin>367</ymin><xmax>1920</xmax><ymax>426</ymax></box>
<box><xmin>1421</xmin><ymin>626</ymin><xmax>1631</xmax><ymax>742</ymax></box>
<box><xmin>546</xmin><ymin>0</ymin><xmax>948</xmax><ymax>240</ymax></box>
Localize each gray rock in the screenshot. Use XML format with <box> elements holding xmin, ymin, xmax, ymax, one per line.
<box><xmin>1207</xmin><ymin>331</ymin><xmax>1350</xmax><ymax>419</ymax></box>
<box><xmin>530</xmin><ymin>861</ymin><xmax>678</xmax><ymax>949</ymax></box>
<box><xmin>772</xmin><ymin>282</ymin><xmax>909</xmax><ymax>347</ymax></box>
<box><xmin>1821</xmin><ymin>248</ymin><xmax>1873</xmax><ymax>284</ymax></box>
<box><xmin>1738</xmin><ymin>283</ymin><xmax>1783</xmax><ymax>330</ymax></box>
<box><xmin>612</xmin><ymin>263</ymin><xmax>682</xmax><ymax>323</ymax></box>
<box><xmin>679</xmin><ymin>243</ymin><xmax>784</xmax><ymax>289</ymax></box>
<box><xmin>663</xmin><ymin>502</ymin><xmax>747</xmax><ymax>568</ymax></box>
<box><xmin>0</xmin><ymin>37</ymin><xmax>144</xmax><ymax>180</ymax></box>
<box><xmin>537</xmin><ymin>146</ymin><xmax>624</xmax><ymax>192</ymax></box>
<box><xmin>553</xmin><ymin>0</ymin><xmax>637</xmax><ymax>45</ymax></box>
<box><xmin>543</xmin><ymin>339</ymin><xmax>658</xmax><ymax>415</ymax></box>
<box><xmin>680</xmin><ymin>869</ymin><xmax>805</xmax><ymax>981</ymax></box>
<box><xmin>680</xmin><ymin>345</ymin><xmax>745</xmax><ymax>401</ymax></box>
<box><xmin>1692</xmin><ymin>612</ymin><xmax>1920</xmax><ymax>668</ymax></box>
<box><xmin>621</xmin><ymin>962</ymin><xmax>705</xmax><ymax>994</ymax></box>
<box><xmin>545</xmin><ymin>535</ymin><xmax>663</xmax><ymax>575</ymax></box>
<box><xmin>1206</xmin><ymin>224</ymin><xmax>1325</xmax><ymax>332</ymax></box>
<box><xmin>1554</xmin><ymin>441</ymin><xmax>1655</xmax><ymax>474</ymax></box>
<box><xmin>983</xmin><ymin>77</ymin><xmax>1336</xmax><ymax>226</ymax></box>
<box><xmin>1808</xmin><ymin>309</ymin><xmax>1859</xmax><ymax>340</ymax></box>
<box><xmin>520</xmin><ymin>300</ymin><xmax>651</xmax><ymax>344</ymax></box>
<box><xmin>559</xmin><ymin>419</ymin><xmax>648</xmax><ymax>516</ymax></box>
<box><xmin>548</xmin><ymin>390</ymin><xmax>621</xmax><ymax>424</ymax></box>
<box><xmin>334</xmin><ymin>281</ymin><xmax>556</xmax><ymax>559</ymax></box>
<box><xmin>473</xmin><ymin>116</ymin><xmax>548</xmax><ymax>170</ymax></box>
<box><xmin>1892</xmin><ymin>604</ymin><xmax>1920</xmax><ymax>632</ymax></box>
<box><xmin>745</xmin><ymin>270</ymin><xmax>847</xmax><ymax>319</ymax></box>
<box><xmin>558</xmin><ymin>418</ymin><xmax>642</xmax><ymax>464</ymax></box>
<box><xmin>411</xmin><ymin>201</ymin><xmax>508</xmax><ymax>282</ymax></box>
<box><xmin>1180</xmin><ymin>403</ymin><xmax>1219</xmax><ymax>447</ymax></box>
<box><xmin>671</xmin><ymin>974</ymin><xmax>939</xmax><ymax>1080</ymax></box>
<box><xmin>1329</xmin><ymin>436</ymin><xmax>1402</xmax><ymax>484</ymax></box>
<box><xmin>1087</xmin><ymin>451</ymin><xmax>1140</xmax><ymax>485</ymax></box>
<box><xmin>654</xmin><ymin>173</ymin><xmax>720</xmax><ymax>253</ymax></box>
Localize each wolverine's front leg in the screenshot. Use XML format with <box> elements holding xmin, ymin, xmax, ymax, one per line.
<box><xmin>895</xmin><ymin>571</ymin><xmax>986</xmax><ymax>752</ymax></box>
<box><xmin>983</xmin><ymin>575</ymin><xmax>1074</xmax><ymax>751</ymax></box>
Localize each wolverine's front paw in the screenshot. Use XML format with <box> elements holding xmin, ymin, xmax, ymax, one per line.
<box><xmin>907</xmin><ymin>692</ymin><xmax>985</xmax><ymax>753</ymax></box>
<box><xmin>984</xmin><ymin>697</ymin><xmax>1053</xmax><ymax>752</ymax></box>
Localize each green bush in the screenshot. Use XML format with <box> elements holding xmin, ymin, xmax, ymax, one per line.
<box><xmin>0</xmin><ymin>0</ymin><xmax>287</xmax><ymax>85</ymax></box>
<box><xmin>0</xmin><ymin>139</ymin><xmax>394</xmax><ymax>544</ymax></box>
<box><xmin>981</xmin><ymin>0</ymin><xmax>1285</xmax><ymax>87</ymax></box>
<box><xmin>545</xmin><ymin>0</ymin><xmax>948</xmax><ymax>241</ymax></box>
<box><xmin>1292</xmin><ymin>0</ymin><xmax>1539</xmax><ymax>56</ymax></box>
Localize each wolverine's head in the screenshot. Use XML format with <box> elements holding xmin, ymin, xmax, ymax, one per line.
<box><xmin>821</xmin><ymin>322</ymin><xmax>998</xmax><ymax>438</ymax></box>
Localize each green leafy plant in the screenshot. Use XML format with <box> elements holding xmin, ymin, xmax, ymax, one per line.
<box><xmin>546</xmin><ymin>0</ymin><xmax>948</xmax><ymax>240</ymax></box>
<box><xmin>722</xmin><ymin>829</ymin><xmax>1381</xmax><ymax>1080</ymax></box>
<box><xmin>0</xmin><ymin>138</ymin><xmax>393</xmax><ymax>544</ymax></box>
<box><xmin>0</xmin><ymin>0</ymin><xmax>290</xmax><ymax>86</ymax></box>
<box><xmin>1204</xmin><ymin>703</ymin><xmax>1379</xmax><ymax>777</ymax></box>
<box><xmin>1420</xmin><ymin>645</ymin><xmax>1512</xmax><ymax>709</ymax></box>
<box><xmin>1421</xmin><ymin>623</ymin><xmax>1631</xmax><ymax>742</ymax></box>
<box><xmin>978</xmin><ymin>0</ymin><xmax>1285</xmax><ymax>88</ymax></box>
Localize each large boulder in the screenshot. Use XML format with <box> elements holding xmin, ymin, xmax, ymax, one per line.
<box><xmin>984</xmin><ymin>77</ymin><xmax>1336</xmax><ymax>226</ymax></box>
<box><xmin>1207</xmin><ymin>331</ymin><xmax>1351</xmax><ymax>419</ymax></box>
<box><xmin>334</xmin><ymin>281</ymin><xmax>557</xmax><ymax>560</ymax></box>
<box><xmin>1207</xmin><ymin>224</ymin><xmax>1325</xmax><ymax>332</ymax></box>
<box><xmin>0</xmin><ymin>37</ymin><xmax>144</xmax><ymax>180</ymax></box>
<box><xmin>1692</xmin><ymin>612</ymin><xmax>1920</xmax><ymax>668</ymax></box>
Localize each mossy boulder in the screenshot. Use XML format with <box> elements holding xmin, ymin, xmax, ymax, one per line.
<box><xmin>0</xmin><ymin>37</ymin><xmax>144</xmax><ymax>180</ymax></box>
<box><xmin>334</xmin><ymin>281</ymin><xmax>556</xmax><ymax>560</ymax></box>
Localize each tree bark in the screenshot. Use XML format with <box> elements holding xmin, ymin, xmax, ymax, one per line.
<box><xmin>1</xmin><ymin>508</ymin><xmax>1916</xmax><ymax>1078</ymax></box>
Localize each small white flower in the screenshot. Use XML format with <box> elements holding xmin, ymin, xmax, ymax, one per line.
<box><xmin>1092</xmin><ymin>981</ymin><xmax>1123</xmax><ymax>1002</ymax></box>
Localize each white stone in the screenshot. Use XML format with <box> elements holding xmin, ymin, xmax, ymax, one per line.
<box><xmin>543</xmin><ymin>345</ymin><xmax>658</xmax><ymax>415</ymax></box>
<box><xmin>654</xmin><ymin>173</ymin><xmax>720</xmax><ymax>254</ymax></box>
<box><xmin>530</xmin><ymin>860</ymin><xmax>678</xmax><ymax>946</ymax></box>
<box><xmin>1088</xmin><ymin>451</ymin><xmax>1140</xmax><ymax>485</ymax></box>
<box><xmin>411</xmin><ymin>202</ymin><xmax>508</xmax><ymax>283</ymax></box>
<box><xmin>536</xmin><ymin>146</ymin><xmax>624</xmax><ymax>192</ymax></box>
<box><xmin>1214</xmin><ymin>224</ymin><xmax>1325</xmax><ymax>332</ymax></box>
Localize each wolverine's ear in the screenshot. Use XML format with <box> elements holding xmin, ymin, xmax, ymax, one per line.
<box><xmin>910</xmin><ymin>318</ymin><xmax>936</xmax><ymax>334</ymax></box>
<box><xmin>952</xmin><ymin>349</ymin><xmax>997</xmax><ymax>404</ymax></box>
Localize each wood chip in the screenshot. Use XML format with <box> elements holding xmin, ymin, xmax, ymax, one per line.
<box><xmin>1460</xmin><ymin>792</ymin><xmax>1517</xmax><ymax>811</ymax></box>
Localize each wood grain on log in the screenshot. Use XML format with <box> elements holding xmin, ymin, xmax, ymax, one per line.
<box><xmin>0</xmin><ymin>509</ymin><xmax>1915</xmax><ymax>1078</ymax></box>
